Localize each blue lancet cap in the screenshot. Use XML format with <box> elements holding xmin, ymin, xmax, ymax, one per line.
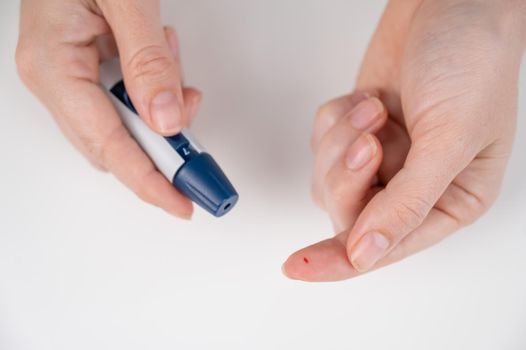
<box><xmin>102</xmin><ymin>59</ymin><xmax>238</xmax><ymax>217</ymax></box>
<box><xmin>173</xmin><ymin>153</ymin><xmax>239</xmax><ymax>217</ymax></box>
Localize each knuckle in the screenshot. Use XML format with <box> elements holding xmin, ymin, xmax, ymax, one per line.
<box><xmin>15</xmin><ymin>42</ymin><xmax>39</xmax><ymax>86</ymax></box>
<box><xmin>392</xmin><ymin>196</ymin><xmax>430</xmax><ymax>230</ymax></box>
<box><xmin>134</xmin><ymin>186</ymin><xmax>155</xmax><ymax>205</ymax></box>
<box><xmin>97</xmin><ymin>126</ymin><xmax>129</xmax><ymax>170</ymax></box>
<box><xmin>133</xmin><ymin>172</ymin><xmax>160</xmax><ymax>207</ymax></box>
<box><xmin>317</xmin><ymin>129</ymin><xmax>338</xmax><ymax>153</ymax></box>
<box><xmin>458</xmin><ymin>189</ymin><xmax>495</xmax><ymax>227</ymax></box>
<box><xmin>316</xmin><ymin>102</ymin><xmax>333</xmax><ymax>119</ymax></box>
<box><xmin>315</xmin><ymin>102</ymin><xmax>338</xmax><ymax>127</ymax></box>
<box><xmin>414</xmin><ymin>121</ymin><xmax>480</xmax><ymax>162</ymax></box>
<box><xmin>88</xmin><ymin>158</ymin><xmax>108</xmax><ymax>172</ymax></box>
<box><xmin>310</xmin><ymin>182</ymin><xmax>324</xmax><ymax>208</ymax></box>
<box><xmin>325</xmin><ymin>171</ymin><xmax>346</xmax><ymax>202</ymax></box>
<box><xmin>67</xmin><ymin>133</ymin><xmax>109</xmax><ymax>173</ymax></box>
<box><xmin>126</xmin><ymin>45</ymin><xmax>175</xmax><ymax>83</ymax></box>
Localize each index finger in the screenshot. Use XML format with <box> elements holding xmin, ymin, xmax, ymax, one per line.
<box><xmin>64</xmin><ymin>79</ymin><xmax>194</xmax><ymax>218</ymax></box>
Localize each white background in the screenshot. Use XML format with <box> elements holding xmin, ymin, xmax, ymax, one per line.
<box><xmin>1</xmin><ymin>1</ymin><xmax>525</xmax><ymax>349</ymax></box>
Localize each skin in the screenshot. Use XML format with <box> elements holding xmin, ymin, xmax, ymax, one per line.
<box><xmin>283</xmin><ymin>0</ymin><xmax>526</xmax><ymax>281</ymax></box>
<box><xmin>16</xmin><ymin>0</ymin><xmax>525</xmax><ymax>281</ymax></box>
<box><xmin>16</xmin><ymin>0</ymin><xmax>199</xmax><ymax>219</ymax></box>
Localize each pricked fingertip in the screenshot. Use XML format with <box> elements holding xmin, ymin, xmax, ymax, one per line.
<box><xmin>283</xmin><ymin>237</ymin><xmax>361</xmax><ymax>282</ymax></box>
<box><xmin>282</xmin><ymin>254</ymin><xmax>310</xmax><ymax>281</ymax></box>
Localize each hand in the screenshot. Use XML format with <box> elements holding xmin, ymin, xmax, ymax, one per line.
<box><xmin>16</xmin><ymin>0</ymin><xmax>201</xmax><ymax>218</ymax></box>
<box><xmin>283</xmin><ymin>0</ymin><xmax>526</xmax><ymax>281</ymax></box>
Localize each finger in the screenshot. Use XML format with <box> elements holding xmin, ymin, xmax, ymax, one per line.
<box><xmin>284</xmin><ymin>153</ymin><xmax>503</xmax><ymax>282</ymax></box>
<box><xmin>94</xmin><ymin>23</ymin><xmax>193</xmax><ymax>216</ymax></box>
<box><xmin>95</xmin><ymin>26</ymin><xmax>201</xmax><ymax>124</ymax></box>
<box><xmin>282</xmin><ymin>232</ymin><xmax>359</xmax><ymax>282</ymax></box>
<box><xmin>162</xmin><ymin>28</ymin><xmax>202</xmax><ymax>123</ymax></box>
<box><xmin>282</xmin><ymin>207</ymin><xmax>455</xmax><ymax>282</ymax></box>
<box><xmin>311</xmin><ymin>91</ymin><xmax>372</xmax><ymax>152</ymax></box>
<box><xmin>355</xmin><ymin>158</ymin><xmax>500</xmax><ymax>274</ymax></box>
<box><xmin>346</xmin><ymin>128</ymin><xmax>479</xmax><ymax>272</ymax></box>
<box><xmin>95</xmin><ymin>33</ymin><xmax>118</xmax><ymax>62</ymax></box>
<box><xmin>163</xmin><ymin>26</ymin><xmax>185</xmax><ymax>84</ymax></box>
<box><xmin>66</xmin><ymin>80</ymin><xmax>194</xmax><ymax>218</ymax></box>
<box><xmin>163</xmin><ymin>26</ymin><xmax>201</xmax><ymax>123</ymax></box>
<box><xmin>312</xmin><ymin>97</ymin><xmax>387</xmax><ymax>209</ymax></box>
<box><xmin>98</xmin><ymin>0</ymin><xmax>186</xmax><ymax>135</ymax></box>
<box><xmin>17</xmin><ymin>1</ymin><xmax>193</xmax><ymax>218</ymax></box>
<box><xmin>324</xmin><ymin>134</ymin><xmax>383</xmax><ymax>232</ymax></box>
<box><xmin>96</xmin><ymin>25</ymin><xmax>181</xmax><ymax>73</ymax></box>
<box><xmin>376</xmin><ymin>118</ymin><xmax>411</xmax><ymax>185</ymax></box>
<box><xmin>285</xmin><ymin>132</ymin><xmax>383</xmax><ymax>281</ymax></box>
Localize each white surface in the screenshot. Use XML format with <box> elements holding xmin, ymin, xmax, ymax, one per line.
<box><xmin>1</xmin><ymin>1</ymin><xmax>525</xmax><ymax>349</ymax></box>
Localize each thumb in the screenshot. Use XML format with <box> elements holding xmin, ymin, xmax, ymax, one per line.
<box><xmin>99</xmin><ymin>0</ymin><xmax>186</xmax><ymax>135</ymax></box>
<box><xmin>346</xmin><ymin>129</ymin><xmax>477</xmax><ymax>272</ymax></box>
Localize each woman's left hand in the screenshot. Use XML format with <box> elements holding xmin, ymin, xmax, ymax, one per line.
<box><xmin>283</xmin><ymin>0</ymin><xmax>525</xmax><ymax>281</ymax></box>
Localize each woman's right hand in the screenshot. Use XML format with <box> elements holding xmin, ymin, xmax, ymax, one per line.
<box><xmin>16</xmin><ymin>0</ymin><xmax>201</xmax><ymax>218</ymax></box>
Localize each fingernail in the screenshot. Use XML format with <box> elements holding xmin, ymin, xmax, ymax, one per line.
<box><xmin>345</xmin><ymin>134</ymin><xmax>377</xmax><ymax>170</ymax></box>
<box><xmin>350</xmin><ymin>231</ymin><xmax>390</xmax><ymax>272</ymax></box>
<box><xmin>150</xmin><ymin>91</ymin><xmax>182</xmax><ymax>134</ymax></box>
<box><xmin>349</xmin><ymin>97</ymin><xmax>384</xmax><ymax>130</ymax></box>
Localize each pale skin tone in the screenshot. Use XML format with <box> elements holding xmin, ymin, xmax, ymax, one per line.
<box><xmin>283</xmin><ymin>0</ymin><xmax>526</xmax><ymax>281</ymax></box>
<box><xmin>17</xmin><ymin>0</ymin><xmax>200</xmax><ymax>219</ymax></box>
<box><xmin>17</xmin><ymin>0</ymin><xmax>525</xmax><ymax>282</ymax></box>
